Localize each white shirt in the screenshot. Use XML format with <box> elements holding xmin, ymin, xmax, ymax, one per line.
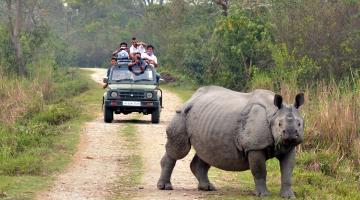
<box><xmin>141</xmin><ymin>53</ymin><xmax>158</xmax><ymax>64</ymax></box>
<box><xmin>130</xmin><ymin>45</ymin><xmax>146</xmax><ymax>54</ymax></box>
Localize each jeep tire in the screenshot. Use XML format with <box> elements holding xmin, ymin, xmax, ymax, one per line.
<box><xmin>151</xmin><ymin>107</ymin><xmax>160</xmax><ymax>124</ymax></box>
<box><xmin>104</xmin><ymin>106</ymin><xmax>113</xmax><ymax>123</ymax></box>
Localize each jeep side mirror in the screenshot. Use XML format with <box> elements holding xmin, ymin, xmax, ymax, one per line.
<box><xmin>103</xmin><ymin>77</ymin><xmax>108</xmax><ymax>83</ymax></box>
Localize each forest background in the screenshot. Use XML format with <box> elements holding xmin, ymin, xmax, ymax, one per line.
<box><xmin>0</xmin><ymin>0</ymin><xmax>359</xmax><ymax>198</ymax></box>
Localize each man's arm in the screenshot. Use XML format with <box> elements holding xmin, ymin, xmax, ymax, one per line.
<box><xmin>138</xmin><ymin>41</ymin><xmax>147</xmax><ymax>47</ymax></box>
<box><xmin>107</xmin><ymin>67</ymin><xmax>111</xmax><ymax>77</ymax></box>
<box><xmin>112</xmin><ymin>48</ymin><xmax>120</xmax><ymax>56</ymax></box>
<box><xmin>147</xmin><ymin>56</ymin><xmax>158</xmax><ymax>67</ymax></box>
<box><xmin>128</xmin><ymin>61</ymin><xmax>138</xmax><ymax>67</ymax></box>
<box><xmin>147</xmin><ymin>60</ymin><xmax>158</xmax><ymax>67</ymax></box>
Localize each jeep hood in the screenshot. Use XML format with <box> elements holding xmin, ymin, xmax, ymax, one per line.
<box><xmin>109</xmin><ymin>84</ymin><xmax>157</xmax><ymax>90</ymax></box>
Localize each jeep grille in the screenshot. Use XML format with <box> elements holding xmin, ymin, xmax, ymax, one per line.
<box><xmin>119</xmin><ymin>91</ymin><xmax>145</xmax><ymax>99</ymax></box>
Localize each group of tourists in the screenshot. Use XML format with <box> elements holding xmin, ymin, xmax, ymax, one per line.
<box><xmin>104</xmin><ymin>37</ymin><xmax>160</xmax><ymax>88</ymax></box>
<box><xmin>111</xmin><ymin>37</ymin><xmax>157</xmax><ymax>65</ymax></box>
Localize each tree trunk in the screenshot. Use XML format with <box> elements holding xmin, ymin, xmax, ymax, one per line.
<box><xmin>14</xmin><ymin>0</ymin><xmax>24</xmax><ymax>75</ymax></box>
<box><xmin>214</xmin><ymin>0</ymin><xmax>229</xmax><ymax>16</ymax></box>
<box><xmin>6</xmin><ymin>0</ymin><xmax>25</xmax><ymax>75</ymax></box>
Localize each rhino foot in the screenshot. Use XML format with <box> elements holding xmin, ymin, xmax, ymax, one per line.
<box><xmin>157</xmin><ymin>181</ymin><xmax>173</xmax><ymax>190</ymax></box>
<box><xmin>198</xmin><ymin>182</ymin><xmax>216</xmax><ymax>191</ymax></box>
<box><xmin>253</xmin><ymin>187</ymin><xmax>270</xmax><ymax>197</ymax></box>
<box><xmin>280</xmin><ymin>188</ymin><xmax>295</xmax><ymax>199</ymax></box>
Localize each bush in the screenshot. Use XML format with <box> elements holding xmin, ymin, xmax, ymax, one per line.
<box><xmin>275</xmin><ymin>74</ymin><xmax>360</xmax><ymax>168</ymax></box>
<box><xmin>33</xmin><ymin>102</ymin><xmax>80</xmax><ymax>125</ymax></box>
<box><xmin>0</xmin><ymin>67</ymin><xmax>90</xmax><ymax>176</ymax></box>
<box><xmin>271</xmin><ymin>0</ymin><xmax>360</xmax><ymax>80</ymax></box>
<box><xmin>248</xmin><ymin>67</ymin><xmax>273</xmax><ymax>90</ymax></box>
<box><xmin>303</xmin><ymin>78</ymin><xmax>360</xmax><ymax>163</ymax></box>
<box><xmin>297</xmin><ymin>151</ymin><xmax>339</xmax><ymax>176</ymax></box>
<box><xmin>208</xmin><ymin>8</ymin><xmax>273</xmax><ymax>90</ymax></box>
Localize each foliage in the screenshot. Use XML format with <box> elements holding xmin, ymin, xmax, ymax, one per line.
<box><xmin>0</xmin><ymin>69</ymin><xmax>90</xmax><ymax>176</ymax></box>
<box><xmin>271</xmin><ymin>0</ymin><xmax>360</xmax><ymax>80</ymax></box>
<box><xmin>0</xmin><ymin>0</ymin><xmax>359</xmax><ymax>197</ymax></box>
<box><xmin>208</xmin><ymin>8</ymin><xmax>273</xmax><ymax>89</ymax></box>
<box><xmin>301</xmin><ymin>76</ymin><xmax>360</xmax><ymax>166</ymax></box>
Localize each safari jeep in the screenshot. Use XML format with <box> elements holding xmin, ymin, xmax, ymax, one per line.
<box><xmin>102</xmin><ymin>60</ymin><xmax>162</xmax><ymax>123</ymax></box>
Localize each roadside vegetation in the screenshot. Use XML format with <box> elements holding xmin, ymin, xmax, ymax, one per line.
<box><xmin>0</xmin><ymin>2</ymin><xmax>106</xmax><ymax>198</ymax></box>
<box><xmin>0</xmin><ymin>0</ymin><xmax>359</xmax><ymax>199</ymax></box>
<box><xmin>150</xmin><ymin>1</ymin><xmax>359</xmax><ymax>198</ymax></box>
<box><xmin>0</xmin><ymin>69</ymin><xmax>104</xmax><ymax>199</ymax></box>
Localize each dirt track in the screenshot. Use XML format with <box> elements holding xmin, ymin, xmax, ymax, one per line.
<box><xmin>37</xmin><ymin>68</ymin><xmax>205</xmax><ymax>200</ymax></box>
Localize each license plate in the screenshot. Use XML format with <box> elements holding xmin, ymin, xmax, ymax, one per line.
<box><xmin>122</xmin><ymin>101</ymin><xmax>141</xmax><ymax>106</ymax></box>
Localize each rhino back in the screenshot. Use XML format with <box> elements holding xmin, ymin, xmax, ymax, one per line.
<box><xmin>185</xmin><ymin>86</ymin><xmax>252</xmax><ymax>171</ymax></box>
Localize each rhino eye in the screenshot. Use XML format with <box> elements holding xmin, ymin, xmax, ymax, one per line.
<box><xmin>279</xmin><ymin>122</ymin><xmax>282</xmax><ymax>127</ymax></box>
<box><xmin>298</xmin><ymin>122</ymin><xmax>301</xmax><ymax>126</ymax></box>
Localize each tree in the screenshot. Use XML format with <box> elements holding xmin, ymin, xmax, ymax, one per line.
<box><xmin>5</xmin><ymin>0</ymin><xmax>25</xmax><ymax>75</ymax></box>
<box><xmin>214</xmin><ymin>0</ymin><xmax>229</xmax><ymax>16</ymax></box>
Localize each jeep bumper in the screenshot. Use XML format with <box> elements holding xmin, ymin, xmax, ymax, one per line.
<box><xmin>104</xmin><ymin>100</ymin><xmax>160</xmax><ymax>114</ymax></box>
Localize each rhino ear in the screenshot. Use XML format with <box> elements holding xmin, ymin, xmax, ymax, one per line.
<box><xmin>274</xmin><ymin>94</ymin><xmax>283</xmax><ymax>109</ymax></box>
<box><xmin>294</xmin><ymin>92</ymin><xmax>305</xmax><ymax>109</ymax></box>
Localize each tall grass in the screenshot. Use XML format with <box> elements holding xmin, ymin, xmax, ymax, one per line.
<box><xmin>251</xmin><ymin>76</ymin><xmax>360</xmax><ymax>169</ymax></box>
<box><xmin>0</xmin><ymin>72</ymin><xmax>43</xmax><ymax>126</ymax></box>
<box><xmin>302</xmin><ymin>79</ymin><xmax>360</xmax><ymax>167</ymax></box>
<box><xmin>0</xmin><ymin>67</ymin><xmax>91</xmax><ymax>176</ymax></box>
<box><xmin>248</xmin><ymin>64</ymin><xmax>360</xmax><ymax>170</ymax></box>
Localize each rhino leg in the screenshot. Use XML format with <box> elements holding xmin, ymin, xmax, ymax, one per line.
<box><xmin>248</xmin><ymin>150</ymin><xmax>270</xmax><ymax>197</ymax></box>
<box><xmin>164</xmin><ymin>112</ymin><xmax>191</xmax><ymax>160</ymax></box>
<box><xmin>157</xmin><ymin>153</ymin><xmax>176</xmax><ymax>190</ymax></box>
<box><xmin>190</xmin><ymin>154</ymin><xmax>216</xmax><ymax>191</ymax></box>
<box><xmin>158</xmin><ymin>112</ymin><xmax>191</xmax><ymax>190</ymax></box>
<box><xmin>278</xmin><ymin>148</ymin><xmax>296</xmax><ymax>199</ymax></box>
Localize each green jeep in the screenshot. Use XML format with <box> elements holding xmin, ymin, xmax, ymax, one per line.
<box><xmin>102</xmin><ymin>60</ymin><xmax>162</xmax><ymax>123</ymax></box>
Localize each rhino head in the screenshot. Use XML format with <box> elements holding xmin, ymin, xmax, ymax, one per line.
<box><xmin>270</xmin><ymin>93</ymin><xmax>305</xmax><ymax>148</ymax></box>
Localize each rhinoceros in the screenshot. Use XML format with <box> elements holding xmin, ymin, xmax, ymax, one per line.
<box><xmin>157</xmin><ymin>86</ymin><xmax>305</xmax><ymax>198</ymax></box>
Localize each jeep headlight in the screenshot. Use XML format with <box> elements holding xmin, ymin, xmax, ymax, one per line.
<box><xmin>110</xmin><ymin>91</ymin><xmax>118</xmax><ymax>98</ymax></box>
<box><xmin>146</xmin><ymin>92</ymin><xmax>153</xmax><ymax>99</ymax></box>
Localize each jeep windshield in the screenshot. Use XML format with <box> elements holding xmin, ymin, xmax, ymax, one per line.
<box><xmin>110</xmin><ymin>66</ymin><xmax>155</xmax><ymax>84</ymax></box>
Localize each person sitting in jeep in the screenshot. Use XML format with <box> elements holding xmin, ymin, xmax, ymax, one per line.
<box><xmin>141</xmin><ymin>45</ymin><xmax>160</xmax><ymax>82</ymax></box>
<box><xmin>103</xmin><ymin>57</ymin><xmax>118</xmax><ymax>89</ymax></box>
<box><xmin>128</xmin><ymin>52</ymin><xmax>148</xmax><ymax>75</ymax></box>
<box><xmin>129</xmin><ymin>37</ymin><xmax>146</xmax><ymax>59</ymax></box>
<box><xmin>113</xmin><ymin>42</ymin><xmax>129</xmax><ymax>60</ymax></box>
<box><xmin>112</xmin><ymin>42</ymin><xmax>128</xmax><ymax>55</ymax></box>
<box><xmin>141</xmin><ymin>45</ymin><xmax>158</xmax><ymax>67</ymax></box>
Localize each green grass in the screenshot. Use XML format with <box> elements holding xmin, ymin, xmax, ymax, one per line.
<box><xmin>112</xmin><ymin>117</ymin><xmax>143</xmax><ymax>200</ymax></box>
<box><xmin>0</xmin><ymin>176</ymin><xmax>49</xmax><ymax>200</ymax></box>
<box><xmin>207</xmin><ymin>156</ymin><xmax>360</xmax><ymax>200</ymax></box>
<box><xmin>165</xmin><ymin>83</ymin><xmax>360</xmax><ymax>200</ymax></box>
<box><xmin>0</xmin><ymin>68</ymin><xmax>104</xmax><ymax>199</ymax></box>
<box><xmin>161</xmin><ymin>83</ymin><xmax>195</xmax><ymax>103</ymax></box>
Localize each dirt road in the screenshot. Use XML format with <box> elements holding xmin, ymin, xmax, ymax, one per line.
<box><xmin>37</xmin><ymin>68</ymin><xmax>206</xmax><ymax>200</ymax></box>
<box><xmin>132</xmin><ymin>85</ymin><xmax>204</xmax><ymax>200</ymax></box>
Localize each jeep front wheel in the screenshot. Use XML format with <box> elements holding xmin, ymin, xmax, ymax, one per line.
<box><xmin>104</xmin><ymin>106</ymin><xmax>113</xmax><ymax>123</ymax></box>
<box><xmin>151</xmin><ymin>108</ymin><xmax>160</xmax><ymax>124</ymax></box>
